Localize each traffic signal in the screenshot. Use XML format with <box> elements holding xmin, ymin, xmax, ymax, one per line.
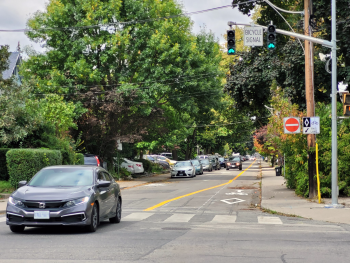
<box><xmin>343</xmin><ymin>94</ymin><xmax>350</xmax><ymax>116</ymax></box>
<box><xmin>267</xmin><ymin>24</ymin><xmax>276</xmax><ymax>50</ymax></box>
<box><xmin>227</xmin><ymin>30</ymin><xmax>236</xmax><ymax>55</ymax></box>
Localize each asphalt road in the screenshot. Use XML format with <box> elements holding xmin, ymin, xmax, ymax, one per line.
<box><xmin>1</xmin><ymin>160</ymin><xmax>350</xmax><ymax>263</ymax></box>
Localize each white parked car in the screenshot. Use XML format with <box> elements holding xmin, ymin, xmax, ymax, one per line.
<box><xmin>123</xmin><ymin>158</ymin><xmax>144</xmax><ymax>174</ymax></box>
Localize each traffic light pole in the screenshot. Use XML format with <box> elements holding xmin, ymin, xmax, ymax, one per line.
<box><xmin>229</xmin><ymin>0</ymin><xmax>342</xmax><ymax>206</ymax></box>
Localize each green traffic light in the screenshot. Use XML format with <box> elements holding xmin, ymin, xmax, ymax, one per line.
<box><xmin>228</xmin><ymin>48</ymin><xmax>235</xmax><ymax>54</ymax></box>
<box><xmin>268</xmin><ymin>43</ymin><xmax>275</xmax><ymax>49</ymax></box>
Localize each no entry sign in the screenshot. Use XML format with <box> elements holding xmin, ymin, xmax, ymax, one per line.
<box><xmin>283</xmin><ymin>117</ymin><xmax>300</xmax><ymax>134</ymax></box>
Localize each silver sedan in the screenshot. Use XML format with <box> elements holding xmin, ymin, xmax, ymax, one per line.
<box><xmin>170</xmin><ymin>161</ymin><xmax>195</xmax><ymax>178</ymax></box>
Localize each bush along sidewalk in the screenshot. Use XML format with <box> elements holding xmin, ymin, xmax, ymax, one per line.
<box><xmin>7</xmin><ymin>149</ymin><xmax>62</xmax><ymax>188</ymax></box>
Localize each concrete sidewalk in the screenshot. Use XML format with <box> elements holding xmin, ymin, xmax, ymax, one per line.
<box><xmin>261</xmin><ymin>161</ymin><xmax>350</xmax><ymax>224</ymax></box>
<box><xmin>0</xmin><ymin>173</ymin><xmax>171</xmax><ymax>214</ymax></box>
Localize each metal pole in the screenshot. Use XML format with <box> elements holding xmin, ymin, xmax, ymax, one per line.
<box><xmin>284</xmin><ymin>153</ymin><xmax>285</xmax><ymax>177</ymax></box>
<box><xmin>330</xmin><ymin>0</ymin><xmax>339</xmax><ymax>206</ymax></box>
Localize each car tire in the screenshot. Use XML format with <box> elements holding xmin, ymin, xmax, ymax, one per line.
<box><xmin>109</xmin><ymin>197</ymin><xmax>122</xmax><ymax>224</ymax></box>
<box><xmin>9</xmin><ymin>225</ymin><xmax>25</xmax><ymax>233</ymax></box>
<box><xmin>239</xmin><ymin>165</ymin><xmax>242</xmax><ymax>170</ymax></box>
<box><xmin>226</xmin><ymin>168</ymin><xmax>229</xmax><ymax>170</ymax></box>
<box><xmin>86</xmin><ymin>203</ymin><xmax>98</xmax><ymax>232</ymax></box>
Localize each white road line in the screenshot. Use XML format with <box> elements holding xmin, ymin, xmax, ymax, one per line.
<box><xmin>258</xmin><ymin>216</ymin><xmax>283</xmax><ymax>224</ymax></box>
<box><xmin>210</xmin><ymin>215</ymin><xmax>237</xmax><ymax>224</ymax></box>
<box><xmin>0</xmin><ymin>217</ymin><xmax>6</xmax><ymax>222</ymax></box>
<box><xmin>122</xmin><ymin>213</ymin><xmax>154</xmax><ymax>221</ymax></box>
<box><xmin>163</xmin><ymin>213</ymin><xmax>195</xmax><ymax>223</ymax></box>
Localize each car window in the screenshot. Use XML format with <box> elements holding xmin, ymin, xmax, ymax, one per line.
<box><xmin>29</xmin><ymin>168</ymin><xmax>94</xmax><ymax>187</ymax></box>
<box><xmin>97</xmin><ymin>171</ymin><xmax>106</xmax><ymax>181</ymax></box>
<box><xmin>175</xmin><ymin>161</ymin><xmax>191</xmax><ymax>167</ymax></box>
<box><xmin>219</xmin><ymin>158</ymin><xmax>225</xmax><ymax>162</ymax></box>
<box><xmin>229</xmin><ymin>157</ymin><xmax>241</xmax><ymax>162</ymax></box>
<box><xmin>191</xmin><ymin>160</ymin><xmax>199</xmax><ymax>165</ymax></box>
<box><xmin>102</xmin><ymin>172</ymin><xmax>112</xmax><ymax>182</ymax></box>
<box><xmin>84</xmin><ymin>156</ymin><xmax>97</xmax><ymax>165</ymax></box>
<box><xmin>201</xmin><ymin>159</ymin><xmax>209</xmax><ymax>164</ymax></box>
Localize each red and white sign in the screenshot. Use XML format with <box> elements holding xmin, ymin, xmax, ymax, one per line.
<box><xmin>283</xmin><ymin>117</ymin><xmax>300</xmax><ymax>134</ymax></box>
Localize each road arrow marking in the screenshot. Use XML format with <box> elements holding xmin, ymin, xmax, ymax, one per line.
<box><xmin>221</xmin><ymin>198</ymin><xmax>246</xmax><ymax>205</ymax></box>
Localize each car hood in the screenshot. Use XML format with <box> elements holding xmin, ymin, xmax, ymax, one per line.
<box><xmin>13</xmin><ymin>186</ymin><xmax>92</xmax><ymax>201</ymax></box>
<box><xmin>173</xmin><ymin>166</ymin><xmax>193</xmax><ymax>171</ymax></box>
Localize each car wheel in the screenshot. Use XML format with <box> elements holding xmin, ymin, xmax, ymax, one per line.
<box><xmin>226</xmin><ymin>168</ymin><xmax>229</xmax><ymax>170</ymax></box>
<box><xmin>109</xmin><ymin>197</ymin><xmax>122</xmax><ymax>224</ymax></box>
<box><xmin>86</xmin><ymin>203</ymin><xmax>98</xmax><ymax>232</ymax></box>
<box><xmin>9</xmin><ymin>225</ymin><xmax>25</xmax><ymax>233</ymax></box>
<box><xmin>239</xmin><ymin>165</ymin><xmax>242</xmax><ymax>170</ymax></box>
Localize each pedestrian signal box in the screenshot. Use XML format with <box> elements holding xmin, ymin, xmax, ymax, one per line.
<box><xmin>343</xmin><ymin>93</ymin><xmax>350</xmax><ymax>116</ymax></box>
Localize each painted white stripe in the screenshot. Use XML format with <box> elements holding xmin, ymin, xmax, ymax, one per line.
<box><xmin>0</xmin><ymin>217</ymin><xmax>6</xmax><ymax>222</ymax></box>
<box><xmin>122</xmin><ymin>213</ymin><xmax>154</xmax><ymax>221</ymax></box>
<box><xmin>285</xmin><ymin>124</ymin><xmax>298</xmax><ymax>126</ymax></box>
<box><xmin>210</xmin><ymin>215</ymin><xmax>237</xmax><ymax>224</ymax></box>
<box><xmin>164</xmin><ymin>213</ymin><xmax>195</xmax><ymax>223</ymax></box>
<box><xmin>258</xmin><ymin>216</ymin><xmax>283</xmax><ymax>224</ymax></box>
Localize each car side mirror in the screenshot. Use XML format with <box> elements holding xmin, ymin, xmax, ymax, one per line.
<box><xmin>98</xmin><ymin>181</ymin><xmax>111</xmax><ymax>188</ymax></box>
<box><xmin>18</xmin><ymin>181</ymin><xmax>27</xmax><ymax>188</ymax></box>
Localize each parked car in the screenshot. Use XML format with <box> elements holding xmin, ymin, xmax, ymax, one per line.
<box><xmin>170</xmin><ymin>161</ymin><xmax>195</xmax><ymax>178</ymax></box>
<box><xmin>200</xmin><ymin>159</ymin><xmax>212</xmax><ymax>172</ymax></box>
<box><xmin>83</xmin><ymin>154</ymin><xmax>103</xmax><ymax>167</ymax></box>
<box><xmin>226</xmin><ymin>156</ymin><xmax>242</xmax><ymax>170</ymax></box>
<box><xmin>197</xmin><ymin>155</ymin><xmax>209</xmax><ymax>159</ymax></box>
<box><xmin>146</xmin><ymin>155</ymin><xmax>170</xmax><ymax>169</ymax></box>
<box><xmin>155</xmin><ymin>155</ymin><xmax>177</xmax><ymax>166</ymax></box>
<box><xmin>159</xmin><ymin>152</ymin><xmax>173</xmax><ymax>159</ymax></box>
<box><xmin>6</xmin><ymin>165</ymin><xmax>122</xmax><ymax>233</ymax></box>
<box><xmin>190</xmin><ymin>159</ymin><xmax>203</xmax><ymax>175</ymax></box>
<box><xmin>144</xmin><ymin>155</ymin><xmax>156</xmax><ymax>163</ymax></box>
<box><xmin>122</xmin><ymin>158</ymin><xmax>144</xmax><ymax>174</ymax></box>
<box><xmin>210</xmin><ymin>157</ymin><xmax>221</xmax><ymax>170</ymax></box>
<box><xmin>218</xmin><ymin>157</ymin><xmax>226</xmax><ymax>168</ymax></box>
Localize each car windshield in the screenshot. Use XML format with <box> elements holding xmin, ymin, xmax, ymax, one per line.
<box><xmin>201</xmin><ymin>159</ymin><xmax>209</xmax><ymax>164</ymax></box>
<box><xmin>175</xmin><ymin>161</ymin><xmax>191</xmax><ymax>167</ymax></box>
<box><xmin>229</xmin><ymin>157</ymin><xmax>241</xmax><ymax>162</ymax></box>
<box><xmin>146</xmin><ymin>156</ymin><xmax>155</xmax><ymax>161</ymax></box>
<box><xmin>219</xmin><ymin>158</ymin><xmax>224</xmax><ymax>162</ymax></box>
<box><xmin>191</xmin><ymin>160</ymin><xmax>199</xmax><ymax>165</ymax></box>
<box><xmin>210</xmin><ymin>159</ymin><xmax>216</xmax><ymax>163</ymax></box>
<box><xmin>84</xmin><ymin>156</ymin><xmax>97</xmax><ymax>165</ymax></box>
<box><xmin>28</xmin><ymin>168</ymin><xmax>94</xmax><ymax>187</ymax></box>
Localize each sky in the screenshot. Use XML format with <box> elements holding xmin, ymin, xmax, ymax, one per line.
<box><xmin>0</xmin><ymin>0</ymin><xmax>252</xmax><ymax>53</ymax></box>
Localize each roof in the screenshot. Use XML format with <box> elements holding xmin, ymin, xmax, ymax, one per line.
<box><xmin>2</xmin><ymin>52</ymin><xmax>20</xmax><ymax>80</ymax></box>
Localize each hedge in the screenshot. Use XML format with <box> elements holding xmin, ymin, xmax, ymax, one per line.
<box><xmin>0</xmin><ymin>148</ymin><xmax>10</xmax><ymax>181</ymax></box>
<box><xmin>75</xmin><ymin>153</ymin><xmax>84</xmax><ymax>165</ymax></box>
<box><xmin>7</xmin><ymin>149</ymin><xmax>62</xmax><ymax>188</ymax></box>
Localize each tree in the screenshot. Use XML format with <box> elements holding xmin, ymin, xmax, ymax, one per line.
<box><xmin>23</xmin><ymin>0</ymin><xmax>223</xmax><ymax>161</ymax></box>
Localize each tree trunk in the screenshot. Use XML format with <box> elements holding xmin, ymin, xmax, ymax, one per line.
<box><xmin>172</xmin><ymin>149</ymin><xmax>178</xmax><ymax>161</ymax></box>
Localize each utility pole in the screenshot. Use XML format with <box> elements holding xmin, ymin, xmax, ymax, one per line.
<box><xmin>304</xmin><ymin>0</ymin><xmax>316</xmax><ymax>198</ymax></box>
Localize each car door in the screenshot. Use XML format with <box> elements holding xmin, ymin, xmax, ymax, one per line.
<box><xmin>96</xmin><ymin>170</ymin><xmax>109</xmax><ymax>218</ymax></box>
<box><xmin>102</xmin><ymin>171</ymin><xmax>116</xmax><ymax>216</ymax></box>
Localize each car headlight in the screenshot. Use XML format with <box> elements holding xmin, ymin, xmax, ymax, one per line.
<box><xmin>62</xmin><ymin>197</ymin><xmax>89</xmax><ymax>208</ymax></box>
<box><xmin>236</xmin><ymin>163</ymin><xmax>240</xmax><ymax>165</ymax></box>
<box><xmin>9</xmin><ymin>197</ymin><xmax>24</xmax><ymax>207</ymax></box>
<box><xmin>227</xmin><ymin>163</ymin><xmax>231</xmax><ymax>165</ymax></box>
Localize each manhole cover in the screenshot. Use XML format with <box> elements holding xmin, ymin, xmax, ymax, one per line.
<box><xmin>162</xmin><ymin>227</ymin><xmax>191</xmax><ymax>231</ymax></box>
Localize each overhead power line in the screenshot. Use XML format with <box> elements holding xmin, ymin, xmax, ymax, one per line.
<box><xmin>0</xmin><ymin>0</ymin><xmax>258</xmax><ymax>33</ymax></box>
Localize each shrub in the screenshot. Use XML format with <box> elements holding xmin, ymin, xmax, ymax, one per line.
<box><xmin>134</xmin><ymin>158</ymin><xmax>152</xmax><ymax>172</ymax></box>
<box><xmin>0</xmin><ymin>148</ymin><xmax>10</xmax><ymax>180</ymax></box>
<box><xmin>75</xmin><ymin>153</ymin><xmax>84</xmax><ymax>164</ymax></box>
<box><xmin>7</xmin><ymin>149</ymin><xmax>62</xmax><ymax>188</ymax></box>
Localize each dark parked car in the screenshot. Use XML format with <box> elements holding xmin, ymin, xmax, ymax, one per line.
<box><xmin>6</xmin><ymin>165</ymin><xmax>122</xmax><ymax>233</ymax></box>
<box><xmin>210</xmin><ymin>157</ymin><xmax>221</xmax><ymax>170</ymax></box>
<box><xmin>226</xmin><ymin>156</ymin><xmax>242</xmax><ymax>170</ymax></box>
<box><xmin>200</xmin><ymin>159</ymin><xmax>213</xmax><ymax>172</ymax></box>
<box><xmin>218</xmin><ymin>157</ymin><xmax>226</xmax><ymax>168</ymax></box>
<box><xmin>84</xmin><ymin>154</ymin><xmax>103</xmax><ymax>167</ymax></box>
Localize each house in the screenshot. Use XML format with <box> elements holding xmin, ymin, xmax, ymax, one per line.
<box><xmin>1</xmin><ymin>52</ymin><xmax>22</xmax><ymax>85</ymax></box>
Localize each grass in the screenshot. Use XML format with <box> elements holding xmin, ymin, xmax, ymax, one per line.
<box><xmin>0</xmin><ymin>180</ymin><xmax>15</xmax><ymax>194</ymax></box>
<box><xmin>261</xmin><ymin>207</ymin><xmax>304</xmax><ymax>218</ymax></box>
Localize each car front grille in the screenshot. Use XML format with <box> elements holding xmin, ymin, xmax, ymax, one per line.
<box><xmin>8</xmin><ymin>214</ymin><xmax>85</xmax><ymax>224</ymax></box>
<box><xmin>22</xmin><ymin>201</ymin><xmax>66</xmax><ymax>209</ymax></box>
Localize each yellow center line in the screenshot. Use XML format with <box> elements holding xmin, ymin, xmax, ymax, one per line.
<box><xmin>144</xmin><ymin>160</ymin><xmax>256</xmax><ymax>211</ymax></box>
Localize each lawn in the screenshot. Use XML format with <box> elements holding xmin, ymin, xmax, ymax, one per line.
<box><xmin>0</xmin><ymin>181</ymin><xmax>14</xmax><ymax>194</ymax></box>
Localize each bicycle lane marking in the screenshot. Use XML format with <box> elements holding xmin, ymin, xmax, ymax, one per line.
<box><xmin>144</xmin><ymin>160</ymin><xmax>256</xmax><ymax>211</ymax></box>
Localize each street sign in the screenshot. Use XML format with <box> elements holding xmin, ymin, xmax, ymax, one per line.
<box><xmin>302</xmin><ymin>117</ymin><xmax>320</xmax><ymax>134</ymax></box>
<box><xmin>244</xmin><ymin>26</ymin><xmax>263</xmax><ymax>46</ymax></box>
<box><xmin>283</xmin><ymin>117</ymin><xmax>300</xmax><ymax>134</ymax></box>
